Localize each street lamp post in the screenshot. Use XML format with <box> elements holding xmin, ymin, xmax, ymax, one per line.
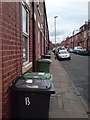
<box><xmin>54</xmin><ymin>16</ymin><xmax>58</xmax><ymax>59</ymax></box>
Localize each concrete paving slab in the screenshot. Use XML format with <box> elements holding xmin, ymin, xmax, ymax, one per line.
<box><xmin>49</xmin><ymin>109</ymin><xmax>88</xmax><ymax>118</ymax></box>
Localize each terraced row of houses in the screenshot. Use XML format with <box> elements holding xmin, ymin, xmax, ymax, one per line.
<box><xmin>61</xmin><ymin>21</ymin><xmax>90</xmax><ymax>51</ymax></box>
<box><xmin>0</xmin><ymin>1</ymin><xmax>49</xmax><ymax>119</ymax></box>
<box><xmin>63</xmin><ymin>1</ymin><xmax>90</xmax><ymax>52</ymax></box>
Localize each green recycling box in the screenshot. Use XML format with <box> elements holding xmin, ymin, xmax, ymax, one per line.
<box><xmin>22</xmin><ymin>72</ymin><xmax>53</xmax><ymax>81</ymax></box>
<box><xmin>37</xmin><ymin>59</ymin><xmax>52</xmax><ymax>73</ymax></box>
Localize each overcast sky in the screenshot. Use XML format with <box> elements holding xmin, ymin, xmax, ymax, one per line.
<box><xmin>45</xmin><ymin>0</ymin><xmax>89</xmax><ymax>43</ymax></box>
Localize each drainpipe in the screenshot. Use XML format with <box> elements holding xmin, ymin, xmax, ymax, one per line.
<box><xmin>32</xmin><ymin>2</ymin><xmax>35</xmax><ymax>72</ymax></box>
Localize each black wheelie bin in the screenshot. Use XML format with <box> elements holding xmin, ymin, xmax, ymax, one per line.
<box><xmin>11</xmin><ymin>78</ymin><xmax>55</xmax><ymax>118</ymax></box>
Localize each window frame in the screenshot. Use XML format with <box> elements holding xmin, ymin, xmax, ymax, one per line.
<box><xmin>22</xmin><ymin>3</ymin><xmax>29</xmax><ymax>66</ymax></box>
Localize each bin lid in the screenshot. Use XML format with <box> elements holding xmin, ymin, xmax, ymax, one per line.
<box><xmin>12</xmin><ymin>78</ymin><xmax>55</xmax><ymax>94</ymax></box>
<box><xmin>38</xmin><ymin>59</ymin><xmax>52</xmax><ymax>63</ymax></box>
<box><xmin>22</xmin><ymin>72</ymin><xmax>52</xmax><ymax>80</ymax></box>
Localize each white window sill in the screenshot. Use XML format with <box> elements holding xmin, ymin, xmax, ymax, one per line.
<box><xmin>22</xmin><ymin>62</ymin><xmax>32</xmax><ymax>74</ymax></box>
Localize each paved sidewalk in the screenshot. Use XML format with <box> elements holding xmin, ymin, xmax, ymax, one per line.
<box><xmin>49</xmin><ymin>52</ymin><xmax>89</xmax><ymax>119</ymax></box>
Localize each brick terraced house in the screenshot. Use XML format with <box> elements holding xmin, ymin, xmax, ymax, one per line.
<box><xmin>63</xmin><ymin>22</ymin><xmax>89</xmax><ymax>51</ymax></box>
<box><xmin>0</xmin><ymin>1</ymin><xmax>49</xmax><ymax>119</ymax></box>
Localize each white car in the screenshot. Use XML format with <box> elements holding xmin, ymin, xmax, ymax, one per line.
<box><xmin>73</xmin><ymin>46</ymin><xmax>85</xmax><ymax>54</ymax></box>
<box><xmin>74</xmin><ymin>46</ymin><xmax>83</xmax><ymax>50</ymax></box>
<box><xmin>57</xmin><ymin>50</ymin><xmax>71</xmax><ymax>60</ymax></box>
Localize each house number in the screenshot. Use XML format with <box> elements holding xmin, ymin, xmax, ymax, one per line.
<box><xmin>25</xmin><ymin>97</ymin><xmax>31</xmax><ymax>106</ymax></box>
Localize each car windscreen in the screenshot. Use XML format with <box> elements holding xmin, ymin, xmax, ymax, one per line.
<box><xmin>59</xmin><ymin>51</ymin><xmax>68</xmax><ymax>54</ymax></box>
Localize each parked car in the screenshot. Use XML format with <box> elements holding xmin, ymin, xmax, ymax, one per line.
<box><xmin>58</xmin><ymin>46</ymin><xmax>66</xmax><ymax>50</ymax></box>
<box><xmin>57</xmin><ymin>50</ymin><xmax>71</xmax><ymax>60</ymax></box>
<box><xmin>56</xmin><ymin>47</ymin><xmax>67</xmax><ymax>57</ymax></box>
<box><xmin>72</xmin><ymin>46</ymin><xmax>89</xmax><ymax>55</ymax></box>
<box><xmin>78</xmin><ymin>49</ymin><xmax>90</xmax><ymax>56</ymax></box>
<box><xmin>74</xmin><ymin>46</ymin><xmax>83</xmax><ymax>50</ymax></box>
<box><xmin>73</xmin><ymin>46</ymin><xmax>83</xmax><ymax>54</ymax></box>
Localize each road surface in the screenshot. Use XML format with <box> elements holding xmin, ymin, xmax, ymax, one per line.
<box><xmin>60</xmin><ymin>53</ymin><xmax>88</xmax><ymax>105</ymax></box>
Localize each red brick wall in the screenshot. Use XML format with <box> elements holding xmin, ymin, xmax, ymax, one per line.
<box><xmin>0</xmin><ymin>1</ymin><xmax>2</xmax><ymax>119</ymax></box>
<box><xmin>32</xmin><ymin>2</ymin><xmax>44</xmax><ymax>71</ymax></box>
<box><xmin>1</xmin><ymin>2</ymin><xmax>22</xmax><ymax>118</ymax></box>
<box><xmin>33</xmin><ymin>2</ymin><xmax>49</xmax><ymax>64</ymax></box>
<box><xmin>82</xmin><ymin>32</ymin><xmax>84</xmax><ymax>48</ymax></box>
<box><xmin>86</xmin><ymin>30</ymin><xmax>88</xmax><ymax>50</ymax></box>
<box><xmin>0</xmin><ymin>2</ymin><xmax>49</xmax><ymax>118</ymax></box>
